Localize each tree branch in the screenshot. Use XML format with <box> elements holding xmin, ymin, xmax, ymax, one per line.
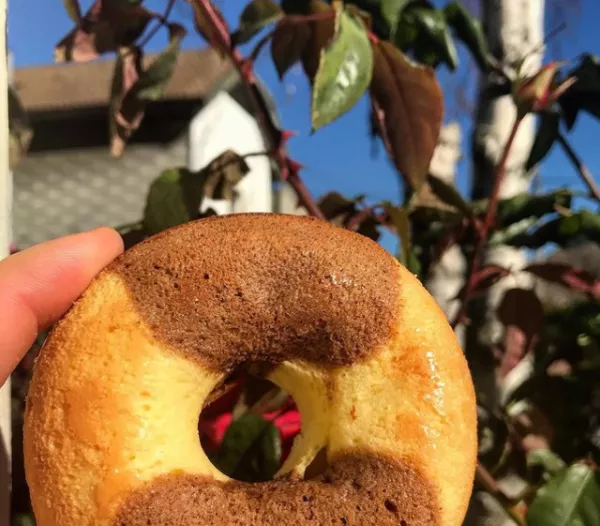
<box><xmin>193</xmin><ymin>0</ymin><xmax>325</xmax><ymax>220</ymax></box>
<box><xmin>557</xmin><ymin>133</ymin><xmax>600</xmax><ymax>203</ymax></box>
<box><xmin>452</xmin><ymin>115</ymin><xmax>524</xmax><ymax>328</ymax></box>
<box><xmin>475</xmin><ymin>464</ymin><xmax>526</xmax><ymax>526</ymax></box>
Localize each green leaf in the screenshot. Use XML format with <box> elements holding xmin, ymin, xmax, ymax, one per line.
<box><xmin>530</xmin><ymin>450</ymin><xmax>568</xmax><ymax>477</ymax></box>
<box><xmin>527</xmin><ymin>463</ymin><xmax>600</xmax><ymax>526</ymax></box>
<box><xmin>526</xmin><ymin>112</ymin><xmax>560</xmax><ymax>171</ymax></box>
<box><xmin>393</xmin><ymin>7</ymin><xmax>420</xmax><ymax>51</ymax></box>
<box><xmin>370</xmin><ymin>42</ymin><xmax>443</xmax><ymax>191</ymax></box>
<box><xmin>143</xmin><ymin>152</ymin><xmax>247</xmax><ymax>235</ymax></box>
<box><xmin>144</xmin><ymin>168</ymin><xmax>194</xmax><ymax>235</ymax></box>
<box><xmin>62</xmin><ymin>0</ymin><xmax>82</xmax><ymax>23</ymax></box>
<box><xmin>443</xmin><ymin>1</ymin><xmax>490</xmax><ymax>72</ymax></box>
<box><xmin>410</xmin><ymin>6</ymin><xmax>458</xmax><ymax>70</ymax></box>
<box><xmin>505</xmin><ymin>210</ymin><xmax>600</xmax><ymax>248</ymax></box>
<box><xmin>384</xmin><ymin>202</ymin><xmax>411</xmax><ymax>266</ymax></box>
<box><xmin>380</xmin><ymin>0</ymin><xmax>408</xmax><ymax>39</ymax></box>
<box><xmin>134</xmin><ymin>23</ymin><xmax>186</xmax><ymax>101</ymax></box>
<box><xmin>527</xmin><ymin>449</ymin><xmax>567</xmax><ymax>478</ymax></box>
<box><xmin>427</xmin><ymin>175</ymin><xmax>472</xmax><ymax>216</ymax></box>
<box><xmin>489</xmin><ymin>217</ymin><xmax>538</xmax><ymax>246</ymax></box>
<box><xmin>311</xmin><ymin>8</ymin><xmax>374</xmax><ymax>131</ymax></box>
<box><xmin>233</xmin><ymin>0</ymin><xmax>283</xmax><ymax>45</ymax></box>
<box><xmin>215</xmin><ymin>413</ymin><xmax>282</xmax><ymax>483</ymax></box>
<box><xmin>488</xmin><ymin>189</ymin><xmax>572</xmax><ymax>226</ymax></box>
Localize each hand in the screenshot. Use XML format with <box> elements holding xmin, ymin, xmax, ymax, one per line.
<box><xmin>0</xmin><ymin>228</ymin><xmax>124</xmax><ymax>386</ymax></box>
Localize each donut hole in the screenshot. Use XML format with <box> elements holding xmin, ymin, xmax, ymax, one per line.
<box><xmin>198</xmin><ymin>366</ymin><xmax>302</xmax><ymax>483</ymax></box>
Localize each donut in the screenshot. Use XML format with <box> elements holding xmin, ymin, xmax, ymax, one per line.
<box><xmin>24</xmin><ymin>214</ymin><xmax>477</xmax><ymax>526</ymax></box>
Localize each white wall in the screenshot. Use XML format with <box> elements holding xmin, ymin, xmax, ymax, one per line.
<box><xmin>188</xmin><ymin>91</ymin><xmax>273</xmax><ymax>216</ymax></box>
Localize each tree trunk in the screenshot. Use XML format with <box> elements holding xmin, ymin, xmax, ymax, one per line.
<box><xmin>425</xmin><ymin>122</ymin><xmax>467</xmax><ymax>344</ymax></box>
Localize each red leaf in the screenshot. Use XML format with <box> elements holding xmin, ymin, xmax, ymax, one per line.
<box><xmin>191</xmin><ymin>0</ymin><xmax>231</xmax><ymax>51</ymax></box>
<box><xmin>370</xmin><ymin>42</ymin><xmax>443</xmax><ymax>191</ymax></box>
<box><xmin>497</xmin><ymin>288</ymin><xmax>544</xmax><ymax>379</ymax></box>
<box><xmin>300</xmin><ymin>1</ymin><xmax>335</xmax><ymax>82</ymax></box>
<box><xmin>525</xmin><ymin>262</ymin><xmax>600</xmax><ymax>298</ymax></box>
<box><xmin>109</xmin><ymin>47</ymin><xmax>143</xmax><ymax>157</ymax></box>
<box><xmin>109</xmin><ymin>23</ymin><xmax>185</xmax><ymax>157</ymax></box>
<box><xmin>55</xmin><ymin>0</ymin><xmax>155</xmax><ymax>63</ymax></box>
<box><xmin>270</xmin><ymin>19</ymin><xmax>311</xmax><ymax>79</ymax></box>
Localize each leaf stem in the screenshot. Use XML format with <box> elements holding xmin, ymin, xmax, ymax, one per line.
<box><xmin>451</xmin><ymin>115</ymin><xmax>524</xmax><ymax>328</ymax></box>
<box><xmin>557</xmin><ymin>133</ymin><xmax>600</xmax><ymax>203</ymax></box>
<box><xmin>137</xmin><ymin>0</ymin><xmax>175</xmax><ymax>49</ymax></box>
<box><xmin>476</xmin><ymin>464</ymin><xmax>526</xmax><ymax>526</ymax></box>
<box><xmin>192</xmin><ymin>0</ymin><xmax>325</xmax><ymax>220</ymax></box>
<box><xmin>247</xmin><ymin>29</ymin><xmax>276</xmax><ymax>62</ymax></box>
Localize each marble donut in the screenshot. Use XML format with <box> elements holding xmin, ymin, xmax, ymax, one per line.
<box><xmin>24</xmin><ymin>214</ymin><xmax>477</xmax><ymax>526</ymax></box>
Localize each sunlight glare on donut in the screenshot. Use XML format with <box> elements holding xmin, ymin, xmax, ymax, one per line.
<box><xmin>198</xmin><ymin>368</ymin><xmax>302</xmax><ymax>483</ymax></box>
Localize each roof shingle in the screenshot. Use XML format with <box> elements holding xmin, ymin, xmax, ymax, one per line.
<box><xmin>14</xmin><ymin>48</ymin><xmax>233</xmax><ymax>113</ymax></box>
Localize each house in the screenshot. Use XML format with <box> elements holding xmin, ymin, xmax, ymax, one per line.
<box><xmin>12</xmin><ymin>46</ymin><xmax>302</xmax><ymax>249</ymax></box>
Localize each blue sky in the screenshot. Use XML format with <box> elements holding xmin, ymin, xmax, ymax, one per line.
<box><xmin>8</xmin><ymin>1</ymin><xmax>600</xmax><ymax>253</ymax></box>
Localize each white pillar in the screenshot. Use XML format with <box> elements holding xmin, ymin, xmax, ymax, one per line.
<box><xmin>0</xmin><ymin>0</ymin><xmax>12</xmax><ymax>521</ymax></box>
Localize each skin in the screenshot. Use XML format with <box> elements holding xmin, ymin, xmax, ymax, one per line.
<box><xmin>0</xmin><ymin>228</ymin><xmax>124</xmax><ymax>386</ymax></box>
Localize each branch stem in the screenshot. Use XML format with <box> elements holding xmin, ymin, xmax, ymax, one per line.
<box><xmin>452</xmin><ymin>115</ymin><xmax>523</xmax><ymax>328</ymax></box>
<box><xmin>476</xmin><ymin>464</ymin><xmax>526</xmax><ymax>526</ymax></box>
<box><xmin>557</xmin><ymin>133</ymin><xmax>600</xmax><ymax>203</ymax></box>
<box><xmin>193</xmin><ymin>0</ymin><xmax>325</xmax><ymax>220</ymax></box>
<box><xmin>137</xmin><ymin>0</ymin><xmax>175</xmax><ymax>49</ymax></box>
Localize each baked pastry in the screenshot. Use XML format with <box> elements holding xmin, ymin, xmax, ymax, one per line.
<box><xmin>24</xmin><ymin>214</ymin><xmax>477</xmax><ymax>525</ymax></box>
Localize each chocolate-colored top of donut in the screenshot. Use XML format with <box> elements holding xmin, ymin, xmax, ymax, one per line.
<box><xmin>112</xmin><ymin>214</ymin><xmax>400</xmax><ymax>372</ymax></box>
<box><xmin>114</xmin><ymin>453</ymin><xmax>440</xmax><ymax>526</ymax></box>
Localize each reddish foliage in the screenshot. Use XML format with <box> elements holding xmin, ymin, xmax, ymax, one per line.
<box><xmin>525</xmin><ymin>262</ymin><xmax>600</xmax><ymax>298</ymax></box>
<box><xmin>497</xmin><ymin>288</ymin><xmax>544</xmax><ymax>379</ymax></box>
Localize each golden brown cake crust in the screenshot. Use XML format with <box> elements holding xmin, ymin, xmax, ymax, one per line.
<box><xmin>24</xmin><ymin>214</ymin><xmax>477</xmax><ymax>526</ymax></box>
<box><xmin>113</xmin><ymin>452</ymin><xmax>439</xmax><ymax>526</ymax></box>
<box><xmin>111</xmin><ymin>214</ymin><xmax>400</xmax><ymax>371</ymax></box>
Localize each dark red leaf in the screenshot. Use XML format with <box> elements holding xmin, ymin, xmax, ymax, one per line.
<box><xmin>192</xmin><ymin>0</ymin><xmax>230</xmax><ymax>51</ymax></box>
<box><xmin>454</xmin><ymin>264</ymin><xmax>511</xmax><ymax>300</ymax></box>
<box><xmin>110</xmin><ymin>23</ymin><xmax>185</xmax><ymax>157</ymax></box>
<box><xmin>62</xmin><ymin>0</ymin><xmax>82</xmax><ymax>24</ymax></box>
<box><xmin>110</xmin><ymin>47</ymin><xmax>143</xmax><ymax>157</ymax></box>
<box><xmin>55</xmin><ymin>0</ymin><xmax>155</xmax><ymax>63</ymax></box>
<box><xmin>318</xmin><ymin>192</ymin><xmax>380</xmax><ymax>241</ymax></box>
<box><xmin>525</xmin><ymin>262</ymin><xmax>600</xmax><ymax>298</ymax></box>
<box><xmin>497</xmin><ymin>288</ymin><xmax>544</xmax><ymax>379</ymax></box>
<box><xmin>270</xmin><ymin>19</ymin><xmax>311</xmax><ymax>79</ymax></box>
<box><xmin>300</xmin><ymin>0</ymin><xmax>335</xmax><ymax>82</ymax></box>
<box><xmin>370</xmin><ymin>42</ymin><xmax>443</xmax><ymax>191</ymax></box>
